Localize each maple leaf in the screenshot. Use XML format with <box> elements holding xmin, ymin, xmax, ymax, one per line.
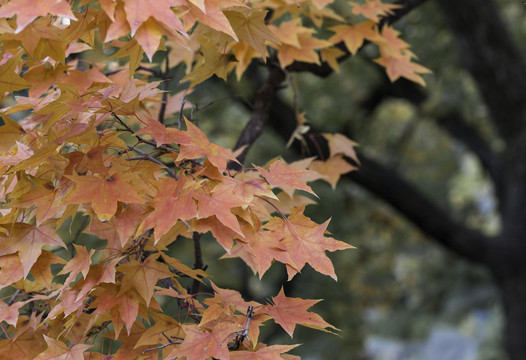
<box><xmin>7</xmin><ymin>178</ymin><xmax>63</xmax><ymax>224</ymax></box>
<box><xmin>135</xmin><ymin>116</ymin><xmax>181</xmax><ymax>145</ymax></box>
<box><xmin>374</xmin><ymin>52</ymin><xmax>431</xmax><ymax>86</ymax></box>
<box><xmin>30</xmin><ymin>250</ymin><xmax>66</xmax><ymax>289</ymax></box>
<box><xmin>0</xmin><ymin>114</ymin><xmax>25</xmax><ymax>153</ymax></box>
<box><xmin>265</xmin><ymin>206</ymin><xmax>353</xmax><ymax>280</ymax></box>
<box><xmin>64</xmin><ymin>172</ymin><xmax>144</xmax><ymax>222</ymax></box>
<box><xmin>329</xmin><ymin>21</ymin><xmax>379</xmax><ymax>55</ymax></box>
<box><xmin>117</xmin><ymin>254</ymin><xmax>173</xmax><ymax>305</ymax></box>
<box><xmin>0</xmin><ymin>0</ymin><xmax>77</xmax><ymax>33</ymax></box>
<box><xmin>351</xmin><ymin>0</ymin><xmax>400</xmax><ymax>22</ymax></box>
<box><xmin>123</xmin><ymin>0</ymin><xmax>185</xmax><ymax>37</ymax></box>
<box><xmin>225</xmin><ymin>9</ymin><xmax>280</xmax><ymax>56</ymax></box>
<box><xmin>167</xmin><ymin>323</ymin><xmax>238</xmax><ymax>360</ymax></box>
<box><xmin>184</xmin><ymin>0</ymin><xmax>247</xmax><ymax>41</ymax></box>
<box><xmin>262</xmin><ymin>288</ymin><xmax>336</xmax><ymax>337</ymax></box>
<box><xmin>0</xmin><ymin>52</ymin><xmax>32</xmax><ymax>92</ymax></box>
<box><xmin>256</xmin><ymin>159</ymin><xmax>317</xmax><ymax>198</ymax></box>
<box><xmin>0</xmin><ymin>254</ymin><xmax>24</xmax><ymax>288</ymax></box>
<box><xmin>0</xmin><ymin>221</ymin><xmax>66</xmax><ymax>278</ymax></box>
<box><xmin>34</xmin><ymin>335</ymin><xmax>91</xmax><ymax>360</ymax></box>
<box><xmin>142</xmin><ymin>176</ymin><xmax>198</xmax><ymax>241</ymax></box>
<box><xmin>0</xmin><ymin>300</ymin><xmax>24</xmax><ymax>327</ymax></box>
<box><xmin>224</xmin><ymin>222</ymin><xmax>286</xmax><ymax>278</ymax></box>
<box><xmin>134</xmin><ymin>313</ymin><xmax>184</xmax><ymax>349</ymax></box>
<box><xmin>165</xmin><ymin>118</ymin><xmax>239</xmax><ymax>171</ymax></box>
<box><xmin>194</xmin><ymin>181</ymin><xmax>248</xmax><ymax>237</ymax></box>
<box><xmin>309</xmin><ymin>155</ymin><xmax>357</xmax><ymax>189</ymax></box>
<box><xmin>230</xmin><ymin>344</ymin><xmax>299</xmax><ymax>360</ymax></box>
<box><xmin>323</xmin><ymin>133</ymin><xmax>360</xmax><ymax>164</ymax></box>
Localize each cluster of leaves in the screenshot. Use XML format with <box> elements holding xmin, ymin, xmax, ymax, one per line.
<box><xmin>0</xmin><ymin>0</ymin><xmax>426</xmax><ymax>358</ymax></box>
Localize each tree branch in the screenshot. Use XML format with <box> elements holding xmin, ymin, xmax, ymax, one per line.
<box><xmin>348</xmin><ymin>155</ymin><xmax>493</xmax><ymax>263</ymax></box>
<box><xmin>230</xmin><ymin>63</ymin><xmax>286</xmax><ymax>167</ymax></box>
<box><xmin>436</xmin><ymin>112</ymin><xmax>503</xmax><ymax>192</ymax></box>
<box><xmin>436</xmin><ymin>0</ymin><xmax>526</xmax><ymax>141</ymax></box>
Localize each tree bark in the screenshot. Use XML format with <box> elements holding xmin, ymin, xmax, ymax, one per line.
<box><xmin>494</xmin><ymin>268</ymin><xmax>526</xmax><ymax>360</ymax></box>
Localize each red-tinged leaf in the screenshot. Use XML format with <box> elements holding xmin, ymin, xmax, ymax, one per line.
<box><xmin>194</xmin><ymin>216</ymin><xmax>238</xmax><ymax>252</ymax></box>
<box><xmin>323</xmin><ymin>133</ymin><xmax>360</xmax><ymax>164</ymax></box>
<box><xmin>256</xmin><ymin>160</ymin><xmax>317</xmax><ymax>198</ymax></box>
<box><xmin>99</xmin><ymin>0</ymin><xmax>117</xmax><ymax>21</ymax></box>
<box><xmin>64</xmin><ymin>172</ymin><xmax>144</xmax><ymax>222</ymax></box>
<box><xmin>265</xmin><ymin>206</ymin><xmax>353</xmax><ymax>280</ymax></box>
<box><xmin>167</xmin><ymin>323</ymin><xmax>238</xmax><ymax>360</ymax></box>
<box><xmin>135</xmin><ymin>116</ymin><xmax>181</xmax><ymax>145</ymax></box>
<box><xmin>230</xmin><ymin>344</ymin><xmax>299</xmax><ymax>360</ymax></box>
<box><xmin>262</xmin><ymin>288</ymin><xmax>336</xmax><ymax>337</ymax></box>
<box><xmin>70</xmin><ymin>258</ymin><xmax>120</xmax><ymax>304</ymax></box>
<box><xmin>224</xmin><ymin>222</ymin><xmax>286</xmax><ymax>278</ymax></box>
<box><xmin>34</xmin><ymin>335</ymin><xmax>90</xmax><ymax>360</ymax></box>
<box><xmin>309</xmin><ymin>155</ymin><xmax>357</xmax><ymax>189</ymax></box>
<box><xmin>58</xmin><ymin>244</ymin><xmax>93</xmax><ymax>287</ymax></box>
<box><xmin>194</xmin><ymin>182</ymin><xmax>248</xmax><ymax>237</ymax></box>
<box><xmin>117</xmin><ymin>254</ymin><xmax>173</xmax><ymax>305</ymax></box>
<box><xmin>0</xmin><ymin>0</ymin><xmax>76</xmax><ymax>33</ymax></box>
<box><xmin>0</xmin><ymin>254</ymin><xmax>24</xmax><ymax>288</ymax></box>
<box><xmin>60</xmin><ymin>67</ymin><xmax>112</xmax><ymax>93</ymax></box>
<box><xmin>167</xmin><ymin>118</ymin><xmax>239</xmax><ymax>171</ymax></box>
<box><xmin>185</xmin><ymin>0</ymin><xmax>246</xmax><ymax>41</ymax></box>
<box><xmin>119</xmin><ymin>290</ymin><xmax>140</xmax><ymax>335</ymax></box>
<box><xmin>0</xmin><ymin>221</ymin><xmax>66</xmax><ymax>278</ymax></box>
<box><xmin>142</xmin><ymin>176</ymin><xmax>198</xmax><ymax>241</ymax></box>
<box><xmin>123</xmin><ymin>0</ymin><xmax>185</xmax><ymax>36</ymax></box>
<box><xmin>0</xmin><ymin>301</ymin><xmax>24</xmax><ymax>326</ymax></box>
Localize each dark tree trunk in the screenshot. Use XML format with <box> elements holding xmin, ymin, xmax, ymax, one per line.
<box><xmin>494</xmin><ymin>268</ymin><xmax>526</xmax><ymax>360</ymax></box>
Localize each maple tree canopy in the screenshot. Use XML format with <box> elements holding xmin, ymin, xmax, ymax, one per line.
<box><xmin>0</xmin><ymin>0</ymin><xmax>427</xmax><ymax>358</ymax></box>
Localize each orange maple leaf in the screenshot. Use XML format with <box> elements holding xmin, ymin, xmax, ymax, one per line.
<box><xmin>0</xmin><ymin>221</ymin><xmax>66</xmax><ymax>278</ymax></box>
<box><xmin>194</xmin><ymin>182</ymin><xmax>248</xmax><ymax>237</ymax></box>
<box><xmin>309</xmin><ymin>155</ymin><xmax>357</xmax><ymax>189</ymax></box>
<box><xmin>224</xmin><ymin>222</ymin><xmax>286</xmax><ymax>278</ymax></box>
<box><xmin>374</xmin><ymin>53</ymin><xmax>431</xmax><ymax>86</ymax></box>
<box><xmin>168</xmin><ymin>118</ymin><xmax>239</xmax><ymax>172</ymax></box>
<box><xmin>34</xmin><ymin>335</ymin><xmax>90</xmax><ymax>360</ymax></box>
<box><xmin>0</xmin><ymin>0</ymin><xmax>76</xmax><ymax>33</ymax></box>
<box><xmin>142</xmin><ymin>176</ymin><xmax>198</xmax><ymax>241</ymax></box>
<box><xmin>123</xmin><ymin>0</ymin><xmax>185</xmax><ymax>37</ymax></box>
<box><xmin>65</xmin><ymin>172</ymin><xmax>144</xmax><ymax>221</ymax></box>
<box><xmin>230</xmin><ymin>344</ymin><xmax>299</xmax><ymax>360</ymax></box>
<box><xmin>256</xmin><ymin>159</ymin><xmax>317</xmax><ymax>198</ymax></box>
<box><xmin>262</xmin><ymin>288</ymin><xmax>336</xmax><ymax>337</ymax></box>
<box><xmin>167</xmin><ymin>322</ymin><xmax>238</xmax><ymax>360</ymax></box>
<box><xmin>117</xmin><ymin>254</ymin><xmax>173</xmax><ymax>306</ymax></box>
<box><xmin>265</xmin><ymin>206</ymin><xmax>353</xmax><ymax>280</ymax></box>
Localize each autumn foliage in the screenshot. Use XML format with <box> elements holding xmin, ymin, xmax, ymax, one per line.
<box><xmin>0</xmin><ymin>0</ymin><xmax>427</xmax><ymax>358</ymax></box>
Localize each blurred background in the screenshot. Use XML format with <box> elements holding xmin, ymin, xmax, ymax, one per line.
<box><xmin>169</xmin><ymin>0</ymin><xmax>525</xmax><ymax>358</ymax></box>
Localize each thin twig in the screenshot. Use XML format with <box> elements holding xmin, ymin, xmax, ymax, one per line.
<box><xmin>190</xmin><ymin>232</ymin><xmax>204</xmax><ymax>295</ymax></box>
<box><xmin>126</xmin><ymin>145</ymin><xmax>176</xmax><ymax>178</ymax></box>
